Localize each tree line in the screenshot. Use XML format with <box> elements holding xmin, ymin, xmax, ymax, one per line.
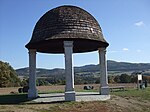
<box><xmin>30</xmin><ymin>73</ymin><xmax>150</xmax><ymax>86</ymax></box>
<box><xmin>108</xmin><ymin>73</ymin><xmax>150</xmax><ymax>83</ymax></box>
<box><xmin>0</xmin><ymin>61</ymin><xmax>150</xmax><ymax>87</ymax></box>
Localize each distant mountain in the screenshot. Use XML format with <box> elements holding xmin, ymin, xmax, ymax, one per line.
<box><xmin>16</xmin><ymin>68</ymin><xmax>65</xmax><ymax>77</ymax></box>
<box><xmin>16</xmin><ymin>60</ymin><xmax>150</xmax><ymax>77</ymax></box>
<box><xmin>75</xmin><ymin>60</ymin><xmax>150</xmax><ymax>73</ymax></box>
<box><xmin>107</xmin><ymin>60</ymin><xmax>150</xmax><ymax>71</ymax></box>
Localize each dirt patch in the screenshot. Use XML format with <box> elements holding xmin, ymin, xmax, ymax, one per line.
<box><xmin>0</xmin><ymin>101</ymin><xmax>119</xmax><ymax>112</ymax></box>
<box><xmin>0</xmin><ymin>104</ymin><xmax>51</xmax><ymax>112</ymax></box>
<box><xmin>109</xmin><ymin>95</ymin><xmax>150</xmax><ymax>112</ymax></box>
<box><xmin>0</xmin><ymin>95</ymin><xmax>149</xmax><ymax>112</ymax></box>
<box><xmin>0</xmin><ymin>87</ymin><xmax>19</xmax><ymax>95</ymax></box>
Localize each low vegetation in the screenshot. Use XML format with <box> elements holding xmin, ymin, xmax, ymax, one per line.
<box><xmin>112</xmin><ymin>87</ymin><xmax>150</xmax><ymax>101</ymax></box>
<box><xmin>21</xmin><ymin>73</ymin><xmax>150</xmax><ymax>86</ymax></box>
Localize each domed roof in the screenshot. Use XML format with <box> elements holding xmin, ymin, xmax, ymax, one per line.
<box><xmin>25</xmin><ymin>5</ymin><xmax>109</xmax><ymax>53</ymax></box>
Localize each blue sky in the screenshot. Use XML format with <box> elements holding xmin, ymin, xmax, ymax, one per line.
<box><xmin>0</xmin><ymin>0</ymin><xmax>150</xmax><ymax>69</ymax></box>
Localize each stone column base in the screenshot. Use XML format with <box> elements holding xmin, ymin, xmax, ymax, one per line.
<box><xmin>100</xmin><ymin>86</ymin><xmax>109</xmax><ymax>95</ymax></box>
<box><xmin>28</xmin><ymin>89</ymin><xmax>38</xmax><ymax>99</ymax></box>
<box><xmin>65</xmin><ymin>91</ymin><xmax>76</xmax><ymax>101</ymax></box>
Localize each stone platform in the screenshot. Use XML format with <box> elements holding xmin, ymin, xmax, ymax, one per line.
<box><xmin>33</xmin><ymin>92</ymin><xmax>110</xmax><ymax>103</ymax></box>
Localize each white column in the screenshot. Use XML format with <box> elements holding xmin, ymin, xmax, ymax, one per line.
<box><xmin>98</xmin><ymin>48</ymin><xmax>109</xmax><ymax>95</ymax></box>
<box><xmin>64</xmin><ymin>41</ymin><xmax>76</xmax><ymax>101</ymax></box>
<box><xmin>28</xmin><ymin>49</ymin><xmax>38</xmax><ymax>98</ymax></box>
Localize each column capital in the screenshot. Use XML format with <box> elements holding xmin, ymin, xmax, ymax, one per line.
<box><xmin>64</xmin><ymin>41</ymin><xmax>73</xmax><ymax>47</ymax></box>
<box><xmin>98</xmin><ymin>48</ymin><xmax>106</xmax><ymax>54</ymax></box>
<box><xmin>98</xmin><ymin>47</ymin><xmax>106</xmax><ymax>51</ymax></box>
<box><xmin>28</xmin><ymin>49</ymin><xmax>36</xmax><ymax>54</ymax></box>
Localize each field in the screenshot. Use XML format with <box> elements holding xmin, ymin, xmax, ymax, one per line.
<box><xmin>0</xmin><ymin>84</ymin><xmax>150</xmax><ymax>112</ymax></box>
<box><xmin>0</xmin><ymin>84</ymin><xmax>137</xmax><ymax>95</ymax></box>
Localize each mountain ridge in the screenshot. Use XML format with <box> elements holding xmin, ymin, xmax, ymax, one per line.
<box><xmin>16</xmin><ymin>60</ymin><xmax>150</xmax><ymax>77</ymax></box>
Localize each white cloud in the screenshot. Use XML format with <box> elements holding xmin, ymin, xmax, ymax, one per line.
<box><xmin>108</xmin><ymin>48</ymin><xmax>129</xmax><ymax>53</ymax></box>
<box><xmin>109</xmin><ymin>49</ymin><xmax>142</xmax><ymax>54</ymax></box>
<box><xmin>122</xmin><ymin>48</ymin><xmax>129</xmax><ymax>51</ymax></box>
<box><xmin>134</xmin><ymin>21</ymin><xmax>144</xmax><ymax>27</ymax></box>
<box><xmin>108</xmin><ymin>51</ymin><xmax>120</xmax><ymax>53</ymax></box>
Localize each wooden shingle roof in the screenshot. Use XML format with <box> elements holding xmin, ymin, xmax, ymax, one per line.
<box><xmin>26</xmin><ymin>5</ymin><xmax>109</xmax><ymax>53</ymax></box>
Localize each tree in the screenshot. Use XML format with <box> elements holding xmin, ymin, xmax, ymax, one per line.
<box><xmin>95</xmin><ymin>78</ymin><xmax>100</xmax><ymax>84</ymax></box>
<box><xmin>0</xmin><ymin>61</ymin><xmax>21</xmax><ymax>87</ymax></box>
<box><xmin>114</xmin><ymin>75</ymin><xmax>120</xmax><ymax>83</ymax></box>
<box><xmin>21</xmin><ymin>78</ymin><xmax>28</xmax><ymax>86</ymax></box>
<box><xmin>108</xmin><ymin>75</ymin><xmax>116</xmax><ymax>83</ymax></box>
<box><xmin>130</xmin><ymin>74</ymin><xmax>137</xmax><ymax>83</ymax></box>
<box><xmin>120</xmin><ymin>74</ymin><xmax>131</xmax><ymax>83</ymax></box>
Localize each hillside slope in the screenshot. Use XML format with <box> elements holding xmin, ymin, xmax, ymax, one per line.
<box><xmin>16</xmin><ymin>60</ymin><xmax>150</xmax><ymax>77</ymax></box>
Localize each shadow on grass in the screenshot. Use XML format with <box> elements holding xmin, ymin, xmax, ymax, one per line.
<box><xmin>0</xmin><ymin>94</ymin><xmax>29</xmax><ymax>104</ymax></box>
<box><xmin>0</xmin><ymin>93</ymin><xmax>69</xmax><ymax>105</ymax></box>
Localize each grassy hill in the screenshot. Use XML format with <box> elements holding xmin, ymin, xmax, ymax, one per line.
<box><xmin>16</xmin><ymin>60</ymin><xmax>150</xmax><ymax>77</ymax></box>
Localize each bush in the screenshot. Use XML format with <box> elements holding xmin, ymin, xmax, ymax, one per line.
<box><xmin>84</xmin><ymin>85</ymin><xmax>94</xmax><ymax>90</ymax></box>
<box><xmin>22</xmin><ymin>86</ymin><xmax>29</xmax><ymax>93</ymax></box>
<box><xmin>18</xmin><ymin>88</ymin><xmax>23</xmax><ymax>93</ymax></box>
<box><xmin>18</xmin><ymin>86</ymin><xmax>29</xmax><ymax>93</ymax></box>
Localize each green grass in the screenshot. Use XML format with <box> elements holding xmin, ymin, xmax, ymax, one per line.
<box><xmin>0</xmin><ymin>93</ymin><xmax>28</xmax><ymax>104</ymax></box>
<box><xmin>111</xmin><ymin>87</ymin><xmax>150</xmax><ymax>101</ymax></box>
